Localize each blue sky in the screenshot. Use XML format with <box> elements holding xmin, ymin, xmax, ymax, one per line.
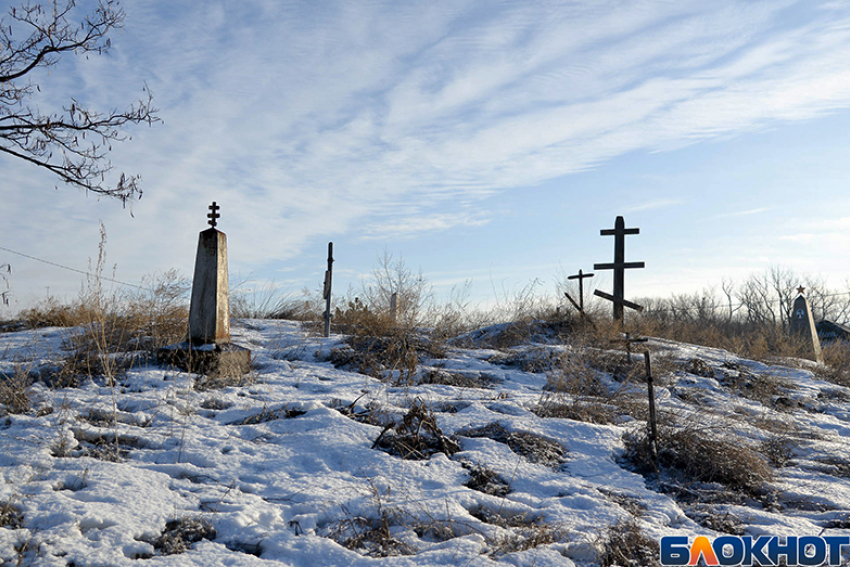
<box><xmin>4</xmin><ymin>0</ymin><xmax>850</xmax><ymax>314</ymax></box>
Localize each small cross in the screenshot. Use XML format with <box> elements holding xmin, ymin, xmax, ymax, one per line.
<box><xmin>207</xmin><ymin>201</ymin><xmax>220</xmax><ymax>228</ymax></box>
<box><xmin>567</xmin><ymin>269</ymin><xmax>595</xmax><ymax>312</ymax></box>
<box><xmin>797</xmin><ymin>286</ymin><xmax>805</xmax><ymax>295</ymax></box>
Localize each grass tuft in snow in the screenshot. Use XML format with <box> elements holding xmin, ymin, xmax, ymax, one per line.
<box><xmin>372</xmin><ymin>399</ymin><xmax>460</xmax><ymax>460</ymax></box>
<box><xmin>596</xmin><ymin>518</ymin><xmax>659</xmax><ymax>567</ymax></box>
<box><xmin>152</xmin><ymin>517</ymin><xmax>217</xmax><ymax>555</ymax></box>
<box><xmin>0</xmin><ymin>500</ymin><xmax>23</xmax><ymax>529</ymax></box>
<box><xmin>462</xmin><ymin>462</ymin><xmax>511</xmax><ymax>497</ymax></box>
<box><xmin>0</xmin><ymin>365</ymin><xmax>32</xmax><ymax>414</ymax></box>
<box><xmin>458</xmin><ymin>422</ymin><xmax>567</xmax><ymax>468</ymax></box>
<box><xmin>684</xmin><ymin>504</ymin><xmax>745</xmax><ymax>535</ymax></box>
<box><xmin>484</xmin><ymin>522</ymin><xmax>567</xmax><ymax>558</ymax></box>
<box><xmin>532</xmin><ymin>393</ymin><xmax>619</xmax><ymax>425</ymax></box>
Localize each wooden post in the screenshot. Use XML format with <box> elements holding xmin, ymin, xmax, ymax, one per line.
<box><xmin>323</xmin><ymin>242</ymin><xmax>333</xmax><ymax>338</ymax></box>
<box><xmin>593</xmin><ymin>216</ymin><xmax>644</xmax><ymax>323</ymax></box>
<box><xmin>390</xmin><ymin>292</ymin><xmax>398</xmax><ymax>322</ymax></box>
<box><xmin>644</xmin><ymin>351</ymin><xmax>659</xmax><ymax>468</ymax></box>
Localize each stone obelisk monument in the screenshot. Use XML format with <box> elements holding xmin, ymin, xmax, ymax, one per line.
<box><xmin>789</xmin><ymin>286</ymin><xmax>823</xmax><ymax>364</ymax></box>
<box><xmin>188</xmin><ymin>202</ymin><xmax>230</xmax><ymax>344</ymax></box>
<box><xmin>158</xmin><ymin>202</ymin><xmax>250</xmax><ymax>376</ymax></box>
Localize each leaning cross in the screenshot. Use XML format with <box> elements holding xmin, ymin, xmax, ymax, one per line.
<box><xmin>566</xmin><ymin>269</ymin><xmax>594</xmax><ymax>313</ymax></box>
<box><xmin>207</xmin><ymin>201</ymin><xmax>221</xmax><ymax>228</ymax></box>
<box><xmin>593</xmin><ymin>215</ymin><xmax>645</xmax><ymax>322</ymax></box>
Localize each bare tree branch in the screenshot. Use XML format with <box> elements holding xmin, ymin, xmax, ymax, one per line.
<box><xmin>0</xmin><ymin>0</ymin><xmax>159</xmax><ymax>204</ymax></box>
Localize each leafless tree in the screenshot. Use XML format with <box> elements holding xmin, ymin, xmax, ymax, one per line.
<box><xmin>0</xmin><ymin>0</ymin><xmax>159</xmax><ymax>203</ymax></box>
<box><xmin>363</xmin><ymin>252</ymin><xmax>430</xmax><ymax>326</ymax></box>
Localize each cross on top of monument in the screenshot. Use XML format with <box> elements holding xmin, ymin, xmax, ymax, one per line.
<box><xmin>797</xmin><ymin>286</ymin><xmax>806</xmax><ymax>295</ymax></box>
<box><xmin>207</xmin><ymin>201</ymin><xmax>220</xmax><ymax>228</ymax></box>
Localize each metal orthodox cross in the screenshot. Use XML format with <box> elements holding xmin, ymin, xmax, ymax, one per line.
<box><xmin>566</xmin><ymin>269</ymin><xmax>594</xmax><ymax>313</ymax></box>
<box><xmin>593</xmin><ymin>216</ymin><xmax>645</xmax><ymax>322</ymax></box>
<box><xmin>207</xmin><ymin>202</ymin><xmax>221</xmax><ymax>228</ymax></box>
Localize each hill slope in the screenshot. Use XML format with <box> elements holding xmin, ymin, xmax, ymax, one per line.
<box><xmin>0</xmin><ymin>320</ymin><xmax>849</xmax><ymax>566</ymax></box>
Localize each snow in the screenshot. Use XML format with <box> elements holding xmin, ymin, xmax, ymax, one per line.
<box><xmin>0</xmin><ymin>319</ymin><xmax>848</xmax><ymax>565</ymax></box>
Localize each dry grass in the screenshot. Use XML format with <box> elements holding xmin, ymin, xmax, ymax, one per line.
<box><xmin>0</xmin><ymin>500</ymin><xmax>23</xmax><ymax>529</ymax></box>
<box><xmin>328</xmin><ymin>300</ymin><xmax>441</xmax><ymax>383</ymax></box>
<box><xmin>457</xmin><ymin>422</ymin><xmax>567</xmax><ymax>468</ymax></box>
<box><xmin>324</xmin><ymin>478</ymin><xmax>417</xmax><ymax>558</ymax></box>
<box><xmin>152</xmin><ymin>517</ymin><xmax>216</xmax><ymax>555</ymax></box>
<box><xmin>484</xmin><ymin>522</ymin><xmax>566</xmax><ymax>558</ymax></box>
<box><xmin>532</xmin><ymin>394</ymin><xmax>619</xmax><ymax>425</ymax></box>
<box><xmin>19</xmin><ymin>268</ymin><xmax>189</xmax><ymax>387</ymax></box>
<box><xmin>623</xmin><ymin>421</ymin><xmax>773</xmax><ymax>498</ymax></box>
<box><xmin>820</xmin><ymin>341</ymin><xmax>850</xmax><ymax>388</ymax></box>
<box><xmin>629</xmin><ymin>312</ymin><xmax>824</xmax><ymax>363</ymax></box>
<box><xmin>596</xmin><ymin>518</ymin><xmax>659</xmax><ymax>567</ymax></box>
<box><xmin>717</xmin><ymin>364</ymin><xmax>794</xmax><ymax>407</ymax></box>
<box><xmin>544</xmin><ymin>351</ymin><xmax>610</xmax><ymax>396</ymax></box>
<box><xmin>0</xmin><ymin>364</ymin><xmax>33</xmax><ymax>414</ymax></box>
<box><xmin>372</xmin><ymin>399</ymin><xmax>460</xmax><ymax>460</ymax></box>
<box><xmin>462</xmin><ymin>462</ymin><xmax>511</xmax><ymax>497</ymax></box>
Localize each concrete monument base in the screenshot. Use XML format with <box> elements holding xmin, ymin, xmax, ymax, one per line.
<box><xmin>157</xmin><ymin>342</ymin><xmax>251</xmax><ymax>376</ymax></box>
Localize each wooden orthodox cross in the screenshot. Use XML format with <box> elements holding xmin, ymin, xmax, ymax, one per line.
<box><xmin>566</xmin><ymin>269</ymin><xmax>594</xmax><ymax>313</ymax></box>
<box><xmin>593</xmin><ymin>216</ymin><xmax>644</xmax><ymax>322</ymax></box>
<box><xmin>323</xmin><ymin>242</ymin><xmax>334</xmax><ymax>338</ymax></box>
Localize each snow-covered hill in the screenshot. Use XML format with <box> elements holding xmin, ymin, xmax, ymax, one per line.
<box><xmin>0</xmin><ymin>320</ymin><xmax>848</xmax><ymax>566</ymax></box>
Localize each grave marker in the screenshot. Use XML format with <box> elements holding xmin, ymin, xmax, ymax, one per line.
<box><xmin>158</xmin><ymin>202</ymin><xmax>250</xmax><ymax>376</ymax></box>
<box><xmin>188</xmin><ymin>202</ymin><xmax>230</xmax><ymax>344</ymax></box>
<box><xmin>789</xmin><ymin>286</ymin><xmax>823</xmax><ymax>364</ymax></box>
<box><xmin>323</xmin><ymin>242</ymin><xmax>334</xmax><ymax>338</ymax></box>
<box><xmin>593</xmin><ymin>216</ymin><xmax>645</xmax><ymax>322</ymax></box>
<box><xmin>566</xmin><ymin>269</ymin><xmax>594</xmax><ymax>313</ymax></box>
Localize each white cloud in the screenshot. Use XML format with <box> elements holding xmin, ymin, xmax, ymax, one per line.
<box><xmin>361</xmin><ymin>212</ymin><xmax>491</xmax><ymax>240</ymax></box>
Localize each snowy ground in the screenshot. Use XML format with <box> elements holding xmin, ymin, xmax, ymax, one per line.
<box><xmin>0</xmin><ymin>319</ymin><xmax>849</xmax><ymax>566</ymax></box>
